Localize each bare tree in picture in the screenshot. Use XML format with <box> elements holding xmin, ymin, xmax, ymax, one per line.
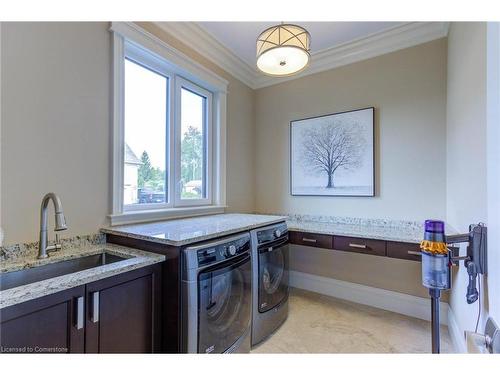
<box><xmin>300</xmin><ymin>121</ymin><xmax>365</xmax><ymax>188</ymax></box>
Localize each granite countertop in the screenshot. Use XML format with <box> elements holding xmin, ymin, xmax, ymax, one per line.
<box><xmin>0</xmin><ymin>242</ymin><xmax>165</xmax><ymax>309</ymax></box>
<box><xmin>101</xmin><ymin>213</ymin><xmax>287</xmax><ymax>246</ymax></box>
<box><xmin>285</xmin><ymin>216</ymin><xmax>424</xmax><ymax>244</ymax></box>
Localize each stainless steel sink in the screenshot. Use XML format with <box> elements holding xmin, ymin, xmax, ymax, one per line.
<box><xmin>0</xmin><ymin>252</ymin><xmax>128</xmax><ymax>291</ymax></box>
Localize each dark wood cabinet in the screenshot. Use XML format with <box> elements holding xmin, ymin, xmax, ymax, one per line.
<box><xmin>289</xmin><ymin>230</ymin><xmax>420</xmax><ymax>261</ymax></box>
<box><xmin>289</xmin><ymin>231</ymin><xmax>333</xmax><ymax>249</ymax></box>
<box><xmin>106</xmin><ymin>233</ymin><xmax>181</xmax><ymax>353</ymax></box>
<box><xmin>85</xmin><ymin>264</ymin><xmax>161</xmax><ymax>353</ymax></box>
<box><xmin>0</xmin><ymin>286</ymin><xmax>85</xmax><ymax>353</ymax></box>
<box><xmin>386</xmin><ymin>241</ymin><xmax>422</xmax><ymax>262</ymax></box>
<box><xmin>333</xmin><ymin>236</ymin><xmax>386</xmax><ymax>256</ymax></box>
<box><xmin>0</xmin><ymin>264</ymin><xmax>161</xmax><ymax>354</ymax></box>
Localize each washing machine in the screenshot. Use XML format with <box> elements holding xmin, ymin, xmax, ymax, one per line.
<box><xmin>250</xmin><ymin>222</ymin><xmax>289</xmax><ymax>346</ymax></box>
<box><xmin>181</xmin><ymin>232</ymin><xmax>252</xmax><ymax>353</ymax></box>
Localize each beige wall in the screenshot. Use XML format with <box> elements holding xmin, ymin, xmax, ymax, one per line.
<box><xmin>290</xmin><ymin>245</ymin><xmax>447</xmax><ymax>299</ymax></box>
<box><xmin>254</xmin><ymin>39</ymin><xmax>448</xmax><ymax>298</ymax></box>
<box><xmin>254</xmin><ymin>39</ymin><xmax>448</xmax><ymax>222</ymax></box>
<box><xmin>1</xmin><ymin>22</ymin><xmax>111</xmax><ymax>244</ymax></box>
<box><xmin>446</xmin><ymin>22</ymin><xmax>488</xmax><ymax>343</ymax></box>
<box><xmin>0</xmin><ymin>22</ymin><xmax>255</xmax><ymax>244</ymax></box>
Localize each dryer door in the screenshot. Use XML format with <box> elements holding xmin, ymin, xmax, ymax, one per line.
<box><xmin>197</xmin><ymin>253</ymin><xmax>252</xmax><ymax>353</ymax></box>
<box><xmin>258</xmin><ymin>238</ymin><xmax>289</xmax><ymax>313</ymax></box>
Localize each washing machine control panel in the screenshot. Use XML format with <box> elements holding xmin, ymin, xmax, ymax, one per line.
<box><xmin>196</xmin><ymin>234</ymin><xmax>250</xmax><ymax>266</ymax></box>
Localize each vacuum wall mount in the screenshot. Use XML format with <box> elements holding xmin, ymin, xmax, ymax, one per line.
<box><xmin>420</xmin><ymin>221</ymin><xmax>487</xmax><ymax>353</ymax></box>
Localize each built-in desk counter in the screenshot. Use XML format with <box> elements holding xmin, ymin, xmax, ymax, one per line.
<box><xmin>284</xmin><ymin>217</ymin><xmax>450</xmax><ymax>317</ymax></box>
<box><xmin>286</xmin><ymin>218</ymin><xmax>423</xmax><ymax>262</ymax></box>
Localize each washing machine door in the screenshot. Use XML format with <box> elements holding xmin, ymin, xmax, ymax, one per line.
<box><xmin>258</xmin><ymin>238</ymin><xmax>289</xmax><ymax>313</ymax></box>
<box><xmin>197</xmin><ymin>253</ymin><xmax>252</xmax><ymax>353</ymax></box>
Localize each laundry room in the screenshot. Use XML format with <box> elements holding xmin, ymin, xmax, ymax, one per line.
<box><xmin>1</xmin><ymin>1</ymin><xmax>499</xmax><ymax>374</ymax></box>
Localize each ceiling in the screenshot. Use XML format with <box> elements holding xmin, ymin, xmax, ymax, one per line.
<box><xmin>198</xmin><ymin>22</ymin><xmax>403</xmax><ymax>66</ymax></box>
<box><xmin>156</xmin><ymin>22</ymin><xmax>449</xmax><ymax>89</ymax></box>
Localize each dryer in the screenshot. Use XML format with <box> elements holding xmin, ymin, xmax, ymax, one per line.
<box><xmin>250</xmin><ymin>222</ymin><xmax>289</xmax><ymax>346</ymax></box>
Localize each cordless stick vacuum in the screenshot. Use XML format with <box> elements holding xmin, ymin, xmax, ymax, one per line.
<box><xmin>420</xmin><ymin>220</ymin><xmax>487</xmax><ymax>354</ymax></box>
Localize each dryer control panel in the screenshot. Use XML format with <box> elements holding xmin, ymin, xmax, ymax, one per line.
<box><xmin>256</xmin><ymin>222</ymin><xmax>288</xmax><ymax>245</ymax></box>
<box><xmin>193</xmin><ymin>233</ymin><xmax>250</xmax><ymax>267</ymax></box>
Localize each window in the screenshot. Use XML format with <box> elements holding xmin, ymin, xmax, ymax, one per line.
<box><xmin>123</xmin><ymin>47</ymin><xmax>213</xmax><ymax>211</ymax></box>
<box><xmin>124</xmin><ymin>59</ymin><xmax>168</xmax><ymax>208</ymax></box>
<box><xmin>175</xmin><ymin>78</ymin><xmax>212</xmax><ymax>206</ymax></box>
<box><xmin>111</xmin><ymin>23</ymin><xmax>227</xmax><ymax>225</ymax></box>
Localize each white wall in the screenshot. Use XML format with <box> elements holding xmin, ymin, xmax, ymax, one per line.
<box><xmin>486</xmin><ymin>22</ymin><xmax>500</xmax><ymax>327</ymax></box>
<box><xmin>255</xmin><ymin>39</ymin><xmax>448</xmax><ymax>222</ymax></box>
<box><xmin>446</xmin><ymin>22</ymin><xmax>489</xmax><ymax>345</ymax></box>
<box><xmin>0</xmin><ymin>22</ymin><xmax>256</xmax><ymax>245</ymax></box>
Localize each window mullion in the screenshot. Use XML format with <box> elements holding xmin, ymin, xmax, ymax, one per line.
<box><xmin>174</xmin><ymin>75</ymin><xmax>183</xmax><ymax>207</ymax></box>
<box><xmin>166</xmin><ymin>74</ymin><xmax>173</xmax><ymax>208</ymax></box>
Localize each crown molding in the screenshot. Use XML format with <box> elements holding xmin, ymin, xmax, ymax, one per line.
<box><xmin>154</xmin><ymin>22</ymin><xmax>449</xmax><ymax>90</ymax></box>
<box><xmin>255</xmin><ymin>22</ymin><xmax>450</xmax><ymax>88</ymax></box>
<box><xmin>155</xmin><ymin>22</ymin><xmax>256</xmax><ymax>88</ymax></box>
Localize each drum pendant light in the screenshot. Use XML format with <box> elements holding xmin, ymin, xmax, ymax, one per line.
<box><xmin>256</xmin><ymin>23</ymin><xmax>311</xmax><ymax>77</ymax></box>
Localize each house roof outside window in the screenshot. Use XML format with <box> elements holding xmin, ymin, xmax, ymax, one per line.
<box><xmin>125</xmin><ymin>144</ymin><xmax>142</xmax><ymax>166</ymax></box>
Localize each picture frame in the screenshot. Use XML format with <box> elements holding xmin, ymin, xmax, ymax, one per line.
<box><xmin>290</xmin><ymin>107</ymin><xmax>375</xmax><ymax>197</ymax></box>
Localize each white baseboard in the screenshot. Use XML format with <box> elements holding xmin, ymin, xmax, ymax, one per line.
<box><xmin>289</xmin><ymin>270</ymin><xmax>449</xmax><ymax>325</ymax></box>
<box><xmin>446</xmin><ymin>304</ymin><xmax>467</xmax><ymax>353</ymax></box>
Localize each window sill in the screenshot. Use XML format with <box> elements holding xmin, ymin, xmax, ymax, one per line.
<box><xmin>108</xmin><ymin>205</ymin><xmax>227</xmax><ymax>226</ymax></box>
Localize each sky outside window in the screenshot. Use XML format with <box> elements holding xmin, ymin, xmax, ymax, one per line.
<box><xmin>124</xmin><ymin>59</ymin><xmax>167</xmax><ymax>204</ymax></box>
<box><xmin>180</xmin><ymin>87</ymin><xmax>206</xmax><ymax>199</ymax></box>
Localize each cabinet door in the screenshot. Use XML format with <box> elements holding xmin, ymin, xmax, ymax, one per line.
<box><xmin>85</xmin><ymin>265</ymin><xmax>161</xmax><ymax>353</ymax></box>
<box><xmin>0</xmin><ymin>286</ymin><xmax>85</xmax><ymax>353</ymax></box>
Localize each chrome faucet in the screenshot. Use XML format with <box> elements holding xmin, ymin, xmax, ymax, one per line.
<box><xmin>38</xmin><ymin>192</ymin><xmax>68</xmax><ymax>259</ymax></box>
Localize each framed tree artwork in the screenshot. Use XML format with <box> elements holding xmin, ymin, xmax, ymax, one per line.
<box><xmin>290</xmin><ymin>107</ymin><xmax>375</xmax><ymax>197</ymax></box>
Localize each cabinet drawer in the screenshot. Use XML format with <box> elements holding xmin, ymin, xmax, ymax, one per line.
<box><xmin>289</xmin><ymin>231</ymin><xmax>333</xmax><ymax>249</ymax></box>
<box><xmin>387</xmin><ymin>241</ymin><xmax>422</xmax><ymax>262</ymax></box>
<box><xmin>333</xmin><ymin>236</ymin><xmax>386</xmax><ymax>256</ymax></box>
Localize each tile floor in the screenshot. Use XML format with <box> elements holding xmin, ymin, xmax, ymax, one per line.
<box><xmin>252</xmin><ymin>288</ymin><xmax>453</xmax><ymax>353</ymax></box>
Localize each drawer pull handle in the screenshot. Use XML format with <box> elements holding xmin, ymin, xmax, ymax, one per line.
<box><xmin>349</xmin><ymin>243</ymin><xmax>367</xmax><ymax>249</ymax></box>
<box><xmin>407</xmin><ymin>251</ymin><xmax>422</xmax><ymax>256</ymax></box>
<box><xmin>75</xmin><ymin>296</ymin><xmax>84</xmax><ymax>330</ymax></box>
<box><xmin>91</xmin><ymin>291</ymin><xmax>99</xmax><ymax>323</ymax></box>
<box><xmin>302</xmin><ymin>238</ymin><xmax>317</xmax><ymax>243</ymax></box>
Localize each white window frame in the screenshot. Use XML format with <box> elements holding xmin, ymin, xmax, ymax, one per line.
<box><xmin>174</xmin><ymin>77</ymin><xmax>213</xmax><ymax>207</ymax></box>
<box><xmin>122</xmin><ymin>44</ymin><xmax>174</xmax><ymax>213</ymax></box>
<box><xmin>109</xmin><ymin>22</ymin><xmax>228</xmax><ymax>226</ymax></box>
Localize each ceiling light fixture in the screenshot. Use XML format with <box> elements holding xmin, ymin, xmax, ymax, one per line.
<box><xmin>256</xmin><ymin>23</ymin><xmax>311</xmax><ymax>77</ymax></box>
